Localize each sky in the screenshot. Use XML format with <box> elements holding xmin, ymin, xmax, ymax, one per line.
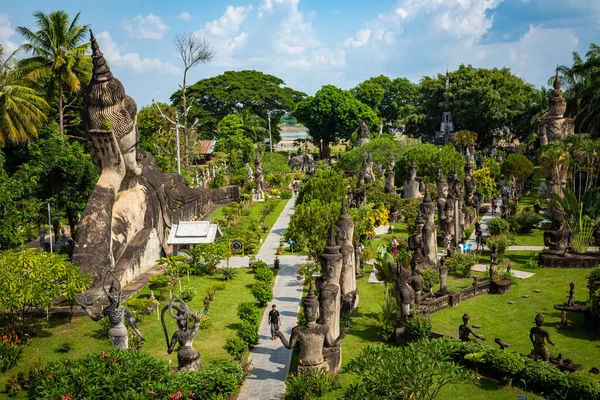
<box><xmin>1</xmin><ymin>0</ymin><xmax>599</xmax><ymax>108</ymax></box>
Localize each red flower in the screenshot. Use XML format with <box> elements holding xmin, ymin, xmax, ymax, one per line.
<box><xmin>149</xmin><ymin>390</ymin><xmax>155</xmax><ymax>395</ymax></box>
<box><xmin>63</xmin><ymin>397</ymin><xmax>71</xmax><ymax>400</ymax></box>
<box><xmin>169</xmin><ymin>370</ymin><xmax>175</xmax><ymax>375</ymax></box>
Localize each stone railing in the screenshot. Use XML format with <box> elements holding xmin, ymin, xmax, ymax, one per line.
<box><xmin>419</xmin><ymin>279</ymin><xmax>512</xmax><ymax>314</ymax></box>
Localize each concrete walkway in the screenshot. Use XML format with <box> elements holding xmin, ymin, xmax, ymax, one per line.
<box><xmin>238</xmin><ymin>197</ymin><xmax>308</xmax><ymax>400</ymax></box>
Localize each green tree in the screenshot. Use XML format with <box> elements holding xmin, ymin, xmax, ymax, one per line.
<box><xmin>235</xmin><ymin>108</ymin><xmax>268</xmax><ymax>143</ymax></box>
<box><xmin>296</xmin><ymin>167</ymin><xmax>347</xmax><ymax>206</ymax></box>
<box><xmin>351</xmin><ymin>75</ymin><xmax>421</xmax><ymax>133</ymax></box>
<box><xmin>262</xmin><ymin>152</ymin><xmax>291</xmax><ymax>175</ymax></box>
<box><xmin>0</xmin><ymin>46</ymin><xmax>49</xmax><ymax>146</ymax></box>
<box><xmin>17</xmin><ymin>11</ymin><xmax>91</xmax><ymax>139</ymax></box>
<box><xmin>137</xmin><ymin>102</ymin><xmax>178</xmax><ymax>172</ymax></box>
<box><xmin>217</xmin><ymin>114</ymin><xmax>245</xmax><ymax>139</ymax></box>
<box><xmin>0</xmin><ymin>248</ymin><xmax>91</xmax><ymax>335</ymax></box>
<box><xmin>501</xmin><ymin>153</ymin><xmax>534</xmax><ymax>182</ymax></box>
<box><xmin>213</xmin><ymin>133</ymin><xmax>255</xmax><ymax>171</ymax></box>
<box><xmin>294</xmin><ymin>85</ymin><xmax>379</xmax><ymax>159</ymax></box>
<box><xmin>338</xmin><ymin>135</ymin><xmax>416</xmax><ymax>172</ymax></box>
<box><xmin>396</xmin><ymin>144</ymin><xmax>465</xmax><ymax>183</ymax></box>
<box><xmin>171</xmin><ymin>70</ymin><xmax>305</xmax><ymax>141</ymax></box>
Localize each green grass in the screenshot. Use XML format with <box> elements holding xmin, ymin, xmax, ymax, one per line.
<box><xmin>512</xmin><ymin>229</ymin><xmax>545</xmax><ymax>246</ymax></box>
<box><xmin>0</xmin><ymin>269</ymin><xmax>260</xmax><ymax>387</ymax></box>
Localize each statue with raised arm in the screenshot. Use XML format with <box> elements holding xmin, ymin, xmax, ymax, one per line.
<box><xmin>161</xmin><ymin>295</ymin><xmax>201</xmax><ymax>371</ymax></box>
<box><xmin>277</xmin><ymin>282</ymin><xmax>349</xmax><ymax>372</ymax></box>
<box><xmin>75</xmin><ymin>270</ymin><xmax>144</xmax><ymax>350</ymax></box>
<box><xmin>530</xmin><ymin>313</ymin><xmax>555</xmax><ymax>361</ymax></box>
<box><xmin>459</xmin><ymin>313</ymin><xmax>485</xmax><ymax>342</ymax></box>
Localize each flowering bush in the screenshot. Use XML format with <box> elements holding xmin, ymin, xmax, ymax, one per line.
<box><xmin>285</xmin><ymin>368</ymin><xmax>341</xmax><ymax>400</ymax></box>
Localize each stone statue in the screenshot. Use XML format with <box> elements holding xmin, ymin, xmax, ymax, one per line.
<box><xmin>335</xmin><ymin>198</ymin><xmax>359</xmax><ymax>315</ymax></box>
<box><xmin>288</xmin><ymin>153</ymin><xmax>316</xmax><ymax>173</ymax></box>
<box><xmin>567</xmin><ymin>282</ymin><xmax>575</xmax><ymax>307</ymax></box>
<box><xmin>72</xmin><ymin>31</ymin><xmax>238</xmax><ymax>296</ymax></box>
<box><xmin>459</xmin><ymin>313</ymin><xmax>485</xmax><ymax>342</ymax></box>
<box><xmin>490</xmin><ymin>245</ymin><xmax>499</xmax><ymax>280</ymax></box>
<box><xmin>384</xmin><ymin>163</ymin><xmax>395</xmax><ymax>194</ymax></box>
<box><xmin>391</xmin><ymin>260</ymin><xmax>414</xmax><ymax>338</ymax></box>
<box><xmin>495</xmin><ymin>338</ymin><xmax>512</xmax><ymax>350</ymax></box>
<box><xmin>544</xmin><ymin>208</ymin><xmax>572</xmax><ymax>255</ymax></box>
<box><xmin>353</xmin><ymin>242</ymin><xmax>361</xmax><ymax>276</ymax></box>
<box><xmin>420</xmin><ymin>188</ymin><xmax>438</xmax><ymax>266</ymax></box>
<box><xmin>255</xmin><ymin>151</ymin><xmax>267</xmax><ymax>199</ymax></box>
<box><xmin>76</xmin><ymin>270</ymin><xmax>144</xmax><ymax>349</ymax></box>
<box><xmin>161</xmin><ymin>295</ymin><xmax>201</xmax><ymax>370</ymax></box>
<box><xmin>403</xmin><ymin>160</ymin><xmax>421</xmax><ymax>198</ymax></box>
<box><xmin>246</xmin><ymin>163</ymin><xmax>254</xmax><ymax>182</ymax></box>
<box><xmin>354</xmin><ymin>121</ymin><xmax>371</xmax><ymax>147</ymax></box>
<box><xmin>438</xmin><ymin>256</ymin><xmax>448</xmax><ymax>293</ymax></box>
<box><xmin>464</xmin><ymin>160</ymin><xmax>477</xmax><ymax>207</ymax></box>
<box><xmin>39</xmin><ymin>228</ymin><xmax>45</xmax><ymax>250</ymax></box>
<box><xmin>277</xmin><ymin>282</ymin><xmax>349</xmax><ymax>372</ymax></box>
<box><xmin>362</xmin><ymin>152</ymin><xmax>375</xmax><ymax>186</ymax></box>
<box><xmin>408</xmin><ymin>214</ymin><xmax>425</xmax><ymax>253</ymax></box>
<box><xmin>538</xmin><ymin>69</ymin><xmax>574</xmax><ymax>146</ymax></box>
<box><xmin>530</xmin><ymin>313</ymin><xmax>555</xmax><ymax>361</ymax></box>
<box><xmin>410</xmin><ymin>250</ymin><xmax>426</xmax><ymax>305</ymax></box>
<box><xmin>437</xmin><ymin>173</ymin><xmax>448</xmax><ymax>234</ymax></box>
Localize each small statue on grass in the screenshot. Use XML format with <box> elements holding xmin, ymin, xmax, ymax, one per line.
<box><xmin>161</xmin><ymin>295</ymin><xmax>202</xmax><ymax>371</ymax></box>
<box><xmin>530</xmin><ymin>313</ymin><xmax>555</xmax><ymax>362</ymax></box>
<box><xmin>276</xmin><ymin>282</ymin><xmax>349</xmax><ymax>372</ymax></box>
<box><xmin>76</xmin><ymin>270</ymin><xmax>144</xmax><ymax>350</ymax></box>
<box><xmin>567</xmin><ymin>282</ymin><xmax>575</xmax><ymax>306</ymax></box>
<box><xmin>458</xmin><ymin>313</ymin><xmax>485</xmax><ymax>342</ymax></box>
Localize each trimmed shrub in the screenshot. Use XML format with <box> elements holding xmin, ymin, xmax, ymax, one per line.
<box><xmin>126</xmin><ymin>298</ymin><xmax>152</xmax><ymax>322</ymax></box>
<box><xmin>250</xmin><ymin>259</ymin><xmax>268</xmax><ymax>273</ymax></box>
<box><xmin>237</xmin><ymin>321</ymin><xmax>259</xmax><ymax>347</ymax></box>
<box><xmin>511</xmin><ymin>211</ymin><xmax>544</xmax><ymax>234</ymax></box>
<box><xmin>237</xmin><ymin>302</ymin><xmax>261</xmax><ymax>325</ymax></box>
<box><xmin>179</xmin><ymin>287</ymin><xmax>197</xmax><ymax>302</ymax></box>
<box><xmin>488</xmin><ymin>349</ymin><xmax>525</xmax><ymax>377</ymax></box>
<box><xmin>485</xmin><ymin>233</ymin><xmax>515</xmax><ymax>256</ymax></box>
<box><xmin>487</xmin><ymin>218</ymin><xmax>511</xmax><ymax>235</ymax></box>
<box><xmin>225</xmin><ymin>336</ymin><xmax>249</xmax><ymax>360</ymax></box>
<box><xmin>404</xmin><ymin>312</ymin><xmax>432</xmax><ymax>341</ymax></box>
<box><xmin>567</xmin><ymin>370</ymin><xmax>600</xmax><ymax>399</ymax></box>
<box><xmin>252</xmin><ymin>281</ymin><xmax>274</xmax><ymax>306</ymax></box>
<box><xmin>281</xmin><ymin>189</ymin><xmax>293</xmax><ymax>200</ymax></box>
<box><xmin>285</xmin><ymin>368</ymin><xmax>341</xmax><ymax>400</ymax></box>
<box><xmin>520</xmin><ymin>359</ymin><xmax>568</xmax><ymax>396</ymax></box>
<box><xmin>445</xmin><ymin>251</ymin><xmax>478</xmax><ymax>277</ymax></box>
<box><xmin>255</xmin><ymin>266</ymin><xmax>274</xmax><ymax>283</ymax></box>
<box><xmin>422</xmin><ymin>267</ymin><xmax>440</xmax><ymax>291</ymax></box>
<box><xmin>587</xmin><ymin>266</ymin><xmax>600</xmax><ymax>299</ymax></box>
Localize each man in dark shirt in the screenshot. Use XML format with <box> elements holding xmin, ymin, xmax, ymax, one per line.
<box><xmin>269</xmin><ymin>304</ymin><xmax>281</xmax><ymax>340</ymax></box>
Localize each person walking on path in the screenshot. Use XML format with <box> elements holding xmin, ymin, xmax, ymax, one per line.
<box><xmin>269</xmin><ymin>305</ymin><xmax>281</xmax><ymax>340</ymax></box>
<box><xmin>491</xmin><ymin>197</ymin><xmax>496</xmax><ymax>216</ymax></box>
<box><xmin>391</xmin><ymin>236</ymin><xmax>399</xmax><ymax>256</ymax></box>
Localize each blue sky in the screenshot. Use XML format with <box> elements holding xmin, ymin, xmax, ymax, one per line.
<box><xmin>1</xmin><ymin>0</ymin><xmax>599</xmax><ymax>108</ymax></box>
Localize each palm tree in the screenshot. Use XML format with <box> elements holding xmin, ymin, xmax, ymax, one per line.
<box><xmin>573</xmin><ymin>44</ymin><xmax>600</xmax><ymax>136</ymax></box>
<box><xmin>235</xmin><ymin>108</ymin><xmax>268</xmax><ymax>142</ymax></box>
<box><xmin>0</xmin><ymin>46</ymin><xmax>49</xmax><ymax>146</ymax></box>
<box><xmin>17</xmin><ymin>10</ymin><xmax>90</xmax><ymax>139</ymax></box>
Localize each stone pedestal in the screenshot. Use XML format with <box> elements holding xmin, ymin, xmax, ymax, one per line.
<box><xmin>109</xmin><ymin>325</ymin><xmax>129</xmax><ymax>350</ymax></box>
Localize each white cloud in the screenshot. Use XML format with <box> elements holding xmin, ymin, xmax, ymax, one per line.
<box><xmin>178</xmin><ymin>12</ymin><xmax>193</xmax><ymax>21</ymax></box>
<box><xmin>0</xmin><ymin>14</ymin><xmax>18</xmax><ymax>55</ymax></box>
<box><xmin>123</xmin><ymin>14</ymin><xmax>169</xmax><ymax>40</ymax></box>
<box><xmin>395</xmin><ymin>7</ymin><xmax>409</xmax><ymax>19</ymax></box>
<box><xmin>204</xmin><ymin>5</ymin><xmax>253</xmax><ymax>37</ymax></box>
<box><xmin>344</xmin><ymin>29</ymin><xmax>372</xmax><ymax>48</ymax></box>
<box><xmin>96</xmin><ymin>31</ymin><xmax>180</xmax><ymax>75</ymax></box>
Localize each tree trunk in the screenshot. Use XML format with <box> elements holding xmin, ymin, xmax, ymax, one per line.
<box><xmin>182</xmin><ymin>68</ymin><xmax>189</xmax><ymax>168</ymax></box>
<box><xmin>58</xmin><ymin>82</ymin><xmax>64</xmax><ymax>139</ymax></box>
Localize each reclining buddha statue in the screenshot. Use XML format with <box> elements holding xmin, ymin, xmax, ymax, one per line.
<box><xmin>72</xmin><ymin>31</ymin><xmax>238</xmax><ymax>299</ymax></box>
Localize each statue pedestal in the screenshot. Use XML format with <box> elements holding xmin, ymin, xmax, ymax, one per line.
<box><xmin>323</xmin><ymin>345</ymin><xmax>342</xmax><ymax>373</ymax></box>
<box><xmin>538</xmin><ymin>252</ymin><xmax>600</xmax><ymax>268</ymax></box>
<box><xmin>109</xmin><ymin>325</ymin><xmax>129</xmax><ymax>350</ymax></box>
<box><xmin>341</xmin><ymin>291</ymin><xmax>358</xmax><ymax>318</ymax></box>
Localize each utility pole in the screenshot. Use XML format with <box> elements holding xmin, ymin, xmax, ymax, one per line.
<box><xmin>153</xmin><ymin>100</ymin><xmax>181</xmax><ymax>175</ymax></box>
<box><xmin>47</xmin><ymin>203</ymin><xmax>53</xmax><ymax>253</ymax></box>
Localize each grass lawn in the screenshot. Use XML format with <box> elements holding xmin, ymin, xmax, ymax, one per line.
<box><xmin>512</xmin><ymin>229</ymin><xmax>545</xmax><ymax>246</ymax></box>
<box><xmin>0</xmin><ymin>269</ymin><xmax>260</xmax><ymax>389</ymax></box>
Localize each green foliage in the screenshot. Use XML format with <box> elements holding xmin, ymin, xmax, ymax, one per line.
<box><xmin>344</xmin><ymin>340</ymin><xmax>475</xmax><ymax>400</ymax></box>
<box><xmin>220</xmin><ymin>266</ymin><xmax>237</xmax><ymax>281</ymax></box>
<box><xmin>296</xmin><ymin>262</ymin><xmax>320</xmax><ymax>287</ymax></box>
<box><xmin>137</xmin><ymin>102</ymin><xmax>177</xmax><ymax>172</ymax></box>
<box><xmin>511</xmin><ymin>211</ymin><xmax>544</xmax><ymax>234</ymax></box>
<box><xmin>520</xmin><ymin>358</ymin><xmax>568</xmax><ymax>395</ymax></box>
<box><xmin>588</xmin><ymin>266</ymin><xmax>600</xmax><ymax>299</ymax></box>
<box><xmin>472</xmin><ymin>167</ymin><xmax>497</xmax><ymax>200</ymax></box>
<box><xmin>217</xmin><ymin>113</ymin><xmax>246</xmax><ymax>139</ymax></box>
<box><xmin>485</xmin><ymin>233</ymin><xmax>515</xmax><ymax>257</ymax></box>
<box><xmin>237</xmin><ymin>321</ymin><xmax>260</xmax><ymax>347</ymax></box>
<box><xmin>488</xmin><ymin>349</ymin><xmax>525</xmax><ymax>376</ymax></box>
<box><xmin>404</xmin><ymin>312</ymin><xmax>432</xmax><ymax>341</ymax></box>
<box><xmin>567</xmin><ymin>370</ymin><xmax>600</xmax><ymax>399</ymax></box>
<box><xmin>9</xmin><ymin>349</ymin><xmax>245</xmax><ymax>399</ymax></box>
<box><xmin>487</xmin><ymin>217</ymin><xmax>511</xmax><ymax>235</ymax></box>
<box><xmin>350</xmin><ymin>203</ymin><xmax>389</xmax><ymax>241</ymax></box>
<box><xmin>214</xmin><ymin>133</ymin><xmax>255</xmax><ymax>171</ymax></box>
<box><xmin>126</xmin><ymin>298</ymin><xmax>152</xmax><ymax>322</ymax></box>
<box><xmin>375</xmin><ymin>303</ymin><xmax>397</xmax><ymax>342</ymax></box>
<box><xmin>185</xmin><ymin>241</ymin><xmax>230</xmax><ymax>275</ymax></box>
<box><xmin>179</xmin><ymin>287</ymin><xmax>197</xmax><ymax>302</ymax></box>
<box><xmin>280</xmin><ymin>189</ymin><xmax>293</xmax><ymax>199</ymax></box>
<box><xmin>172</xmin><ymin>70</ymin><xmax>305</xmax><ymax>142</ymax></box>
<box><xmin>225</xmin><ymin>336</ymin><xmax>248</xmax><ymax>360</ymax></box>
<box><xmin>501</xmin><ymin>153</ymin><xmax>534</xmax><ymax>182</ymax></box>
<box><xmin>338</xmin><ymin>136</ymin><xmax>411</xmax><ymax>172</ymax></box>
<box><xmin>0</xmin><ymin>249</ymin><xmax>90</xmax><ymax>335</ymax></box>
<box><xmin>296</xmin><ymin>168</ymin><xmax>346</xmax><ymax>206</ymax></box>
<box><xmin>285</xmin><ymin>368</ymin><xmax>341</xmax><ymax>400</ymax></box>
<box><xmin>287</xmin><ymin>198</ymin><xmax>340</xmax><ymax>257</ymax></box>
<box><xmin>250</xmin><ymin>259</ymin><xmax>269</xmax><ymax>273</ymax></box>
<box><xmin>421</xmin><ymin>267</ymin><xmax>440</xmax><ymax>291</ymax></box>
<box><xmin>148</xmin><ymin>274</ymin><xmax>172</xmax><ymax>290</ymax></box>
<box><xmin>251</xmin><ymin>281</ymin><xmax>274</xmax><ymax>306</ymax></box>
<box><xmin>445</xmin><ymin>251</ymin><xmax>478</xmax><ymax>277</ymax></box>
<box><xmin>397</xmin><ymin>198</ymin><xmax>421</xmax><ymax>228</ymax></box>
<box><xmin>237</xmin><ymin>302</ymin><xmax>260</xmax><ymax>325</ymax></box>
<box><xmin>254</xmin><ymin>266</ymin><xmax>274</xmax><ymax>283</ymax></box>
<box><xmin>396</xmin><ymin>144</ymin><xmax>465</xmax><ymax>183</ymax></box>
<box><xmin>263</xmin><ymin>152</ymin><xmax>292</xmax><ymax>175</ymax></box>
<box><xmin>294</xmin><ymin>85</ymin><xmax>379</xmax><ymax>158</ymax></box>
<box><xmin>0</xmin><ymin>341</ymin><xmax>23</xmax><ymax>373</ymax></box>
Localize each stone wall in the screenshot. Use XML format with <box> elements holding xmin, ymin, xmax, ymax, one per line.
<box><xmin>419</xmin><ymin>279</ymin><xmax>512</xmax><ymax>314</ymax></box>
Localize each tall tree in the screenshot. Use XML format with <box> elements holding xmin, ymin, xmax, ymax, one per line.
<box><xmin>572</xmin><ymin>44</ymin><xmax>600</xmax><ymax>136</ymax></box>
<box><xmin>0</xmin><ymin>46</ymin><xmax>49</xmax><ymax>146</ymax></box>
<box><xmin>17</xmin><ymin>11</ymin><xmax>90</xmax><ymax>139</ymax></box>
<box><xmin>137</xmin><ymin>102</ymin><xmax>178</xmax><ymax>172</ymax></box>
<box><xmin>173</xmin><ymin>32</ymin><xmax>214</xmax><ymax>167</ymax></box>
<box><xmin>294</xmin><ymin>85</ymin><xmax>379</xmax><ymax>159</ymax></box>
<box><xmin>172</xmin><ymin>70</ymin><xmax>306</xmax><ymax>142</ymax></box>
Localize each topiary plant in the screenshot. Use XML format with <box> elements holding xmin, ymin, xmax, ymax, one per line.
<box><xmin>252</xmin><ymin>281</ymin><xmax>274</xmax><ymax>306</ymax></box>
<box><xmin>225</xmin><ymin>336</ymin><xmax>248</xmax><ymax>360</ymax></box>
<box><xmin>236</xmin><ymin>321</ymin><xmax>259</xmax><ymax>347</ymax></box>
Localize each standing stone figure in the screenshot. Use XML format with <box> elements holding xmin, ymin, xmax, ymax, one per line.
<box><xmin>392</xmin><ymin>260</ymin><xmax>415</xmax><ymax>338</ymax></box>
<box><xmin>438</xmin><ymin>256</ymin><xmax>448</xmax><ymax>293</ymax></box>
<box><xmin>420</xmin><ymin>188</ymin><xmax>438</xmax><ymax>266</ymax></box>
<box><xmin>318</xmin><ymin>224</ymin><xmax>344</xmax><ymax>372</ymax></box>
<box><xmin>459</xmin><ymin>313</ymin><xmax>485</xmax><ymax>342</ymax></box>
<box><xmin>489</xmin><ymin>245</ymin><xmax>499</xmax><ymax>281</ymax></box>
<box><xmin>363</xmin><ymin>152</ymin><xmax>375</xmax><ymax>186</ymax></box>
<box><xmin>354</xmin><ymin>121</ymin><xmax>371</xmax><ymax>147</ymax></box>
<box><xmin>161</xmin><ymin>295</ymin><xmax>201</xmax><ymax>370</ymax></box>
<box><xmin>76</xmin><ymin>270</ymin><xmax>144</xmax><ymax>350</ymax></box>
<box><xmin>246</xmin><ymin>163</ymin><xmax>254</xmax><ymax>182</ymax></box>
<box><xmin>278</xmin><ymin>282</ymin><xmax>349</xmax><ymax>372</ymax></box>
<box><xmin>544</xmin><ymin>208</ymin><xmax>572</xmax><ymax>254</ymax></box>
<box><xmin>403</xmin><ymin>160</ymin><xmax>421</xmax><ymax>198</ymax></box>
<box><xmin>336</xmin><ymin>198</ymin><xmax>358</xmax><ymax>315</ymax></box>
<box><xmin>410</xmin><ymin>250</ymin><xmax>426</xmax><ymax>306</ymax></box>
<box><xmin>353</xmin><ymin>242</ymin><xmax>362</xmax><ymax>277</ymax></box>
<box><xmin>530</xmin><ymin>313</ymin><xmax>555</xmax><ymax>361</ymax></box>
<box><xmin>437</xmin><ymin>173</ymin><xmax>449</xmax><ymax>238</ymax></box>
<box><xmin>538</xmin><ymin>69</ymin><xmax>574</xmax><ymax>146</ymax></box>
<box><xmin>384</xmin><ymin>163</ymin><xmax>396</xmax><ymax>194</ymax></box>
<box><xmin>464</xmin><ymin>159</ymin><xmax>477</xmax><ymax>207</ymax></box>
<box><xmin>255</xmin><ymin>151</ymin><xmax>267</xmax><ymax>199</ymax></box>
<box><xmin>567</xmin><ymin>282</ymin><xmax>575</xmax><ymax>307</ymax></box>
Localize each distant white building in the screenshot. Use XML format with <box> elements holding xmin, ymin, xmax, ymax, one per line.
<box><xmin>167</xmin><ymin>221</ymin><xmax>221</xmax><ymax>254</ymax></box>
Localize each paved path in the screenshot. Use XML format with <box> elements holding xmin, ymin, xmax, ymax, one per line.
<box><xmin>471</xmin><ymin>264</ymin><xmax>535</xmax><ymax>279</ymax></box>
<box><xmin>238</xmin><ymin>197</ymin><xmax>307</xmax><ymax>400</ymax></box>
